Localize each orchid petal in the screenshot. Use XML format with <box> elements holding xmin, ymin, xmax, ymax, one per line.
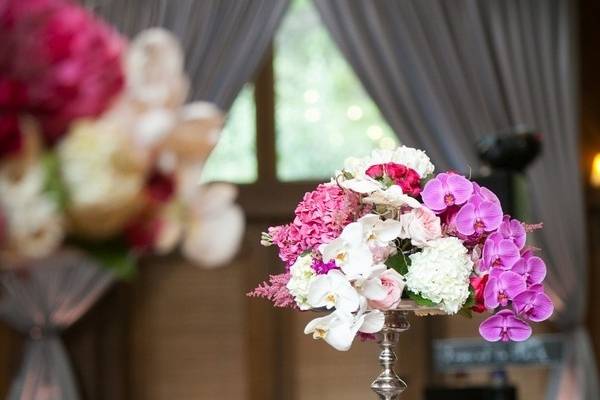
<box><xmin>501</xmin><ymin>271</ymin><xmax>527</xmax><ymax>298</ymax></box>
<box><xmin>483</xmin><ymin>276</ymin><xmax>500</xmax><ymax>309</ymax></box>
<box><xmin>455</xmin><ymin>203</ymin><xmax>476</xmax><ymax>236</ymax></box>
<box><xmin>359</xmin><ymin>311</ymin><xmax>385</xmax><ymax>334</ymax></box>
<box><xmin>446</xmin><ymin>175</ymin><xmax>473</xmax><ymax>205</ymax></box>
<box><xmin>526</xmin><ymin>256</ymin><xmax>547</xmax><ymax>285</ymax></box>
<box><xmin>479</xmin><ymin>313</ymin><xmax>504</xmax><ymax>341</ymax></box>
<box><xmin>421</xmin><ymin>178</ymin><xmax>446</xmax><ymax>211</ymax></box>
<box><xmin>478</xmin><ymin>201</ymin><xmax>503</xmax><ymax>231</ymax></box>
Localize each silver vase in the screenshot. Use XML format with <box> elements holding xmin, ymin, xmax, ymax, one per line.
<box><xmin>370</xmin><ymin>302</ymin><xmax>443</xmax><ymax>399</ymax></box>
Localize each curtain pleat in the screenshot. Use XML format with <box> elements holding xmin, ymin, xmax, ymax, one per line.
<box><xmin>0</xmin><ymin>250</ymin><xmax>114</xmax><ymax>400</ymax></box>
<box><xmin>82</xmin><ymin>0</ymin><xmax>290</xmax><ymax>110</ymax></box>
<box><xmin>314</xmin><ymin>0</ymin><xmax>598</xmax><ymax>398</ymax></box>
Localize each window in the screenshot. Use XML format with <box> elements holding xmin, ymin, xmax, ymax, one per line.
<box><xmin>200</xmin><ymin>86</ymin><xmax>257</xmax><ymax>183</ymax></box>
<box><xmin>201</xmin><ymin>0</ymin><xmax>397</xmax><ymax>184</ymax></box>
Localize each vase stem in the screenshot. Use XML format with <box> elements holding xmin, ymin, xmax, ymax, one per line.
<box><xmin>370</xmin><ymin>310</ymin><xmax>410</xmax><ymax>400</ymax></box>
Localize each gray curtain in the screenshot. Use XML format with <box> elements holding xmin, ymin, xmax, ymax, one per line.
<box><xmin>0</xmin><ymin>251</ymin><xmax>114</xmax><ymax>400</ymax></box>
<box><xmin>84</xmin><ymin>0</ymin><xmax>290</xmax><ymax>110</ymax></box>
<box><xmin>314</xmin><ymin>0</ymin><xmax>598</xmax><ymax>399</ymax></box>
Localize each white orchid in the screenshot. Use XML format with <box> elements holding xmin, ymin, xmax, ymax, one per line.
<box><xmin>363</xmin><ymin>185</ymin><xmax>422</xmax><ymax>209</ymax></box>
<box><xmin>304</xmin><ymin>312</ymin><xmax>361</xmax><ymax>351</ymax></box>
<box><xmin>303</xmin><ymin>304</ymin><xmax>386</xmax><ymax>351</ymax></box>
<box><xmin>307</xmin><ymin>269</ymin><xmax>360</xmax><ymax>313</ymax></box>
<box><xmin>357</xmin><ymin>214</ymin><xmax>404</xmax><ymax>247</ymax></box>
<box><xmin>320</xmin><ymin>223</ymin><xmax>374</xmax><ymax>279</ymax></box>
<box><xmin>352</xmin><ymin>264</ymin><xmax>388</xmax><ymax>302</ymax></box>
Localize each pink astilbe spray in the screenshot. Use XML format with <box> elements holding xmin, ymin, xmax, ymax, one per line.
<box><xmin>247</xmin><ymin>272</ymin><xmax>298</xmax><ymax>309</ymax></box>
<box><xmin>268</xmin><ymin>184</ymin><xmax>363</xmax><ymax>266</ymax></box>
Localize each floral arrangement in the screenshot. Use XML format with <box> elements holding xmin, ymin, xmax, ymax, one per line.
<box><xmin>250</xmin><ymin>146</ymin><xmax>553</xmax><ymax>351</ymax></box>
<box><xmin>0</xmin><ymin>0</ymin><xmax>243</xmax><ymax>272</ymax></box>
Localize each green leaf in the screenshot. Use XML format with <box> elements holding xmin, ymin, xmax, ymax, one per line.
<box><xmin>457</xmin><ymin>287</ymin><xmax>476</xmax><ymax>319</ymax></box>
<box><xmin>385</xmin><ymin>253</ymin><xmax>409</xmax><ymax>275</ymax></box>
<box><xmin>75</xmin><ymin>239</ymin><xmax>138</xmax><ymax>280</ymax></box>
<box><xmin>42</xmin><ymin>152</ymin><xmax>69</xmax><ymax>210</ymax></box>
<box><xmin>407</xmin><ymin>290</ymin><xmax>438</xmax><ymax>307</ymax></box>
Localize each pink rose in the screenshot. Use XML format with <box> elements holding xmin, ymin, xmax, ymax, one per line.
<box><xmin>369</xmin><ymin>269</ymin><xmax>405</xmax><ymax>310</ymax></box>
<box><xmin>399</xmin><ymin>206</ymin><xmax>442</xmax><ymax>247</ymax></box>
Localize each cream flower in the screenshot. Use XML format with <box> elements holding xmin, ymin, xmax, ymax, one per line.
<box><xmin>286</xmin><ymin>254</ymin><xmax>317</xmax><ymax>310</ymax></box>
<box><xmin>0</xmin><ymin>164</ymin><xmax>63</xmax><ymax>259</ymax></box>
<box><xmin>405</xmin><ymin>237</ymin><xmax>473</xmax><ymax>314</ymax></box>
<box><xmin>181</xmin><ymin>183</ymin><xmax>244</xmax><ymax>268</ymax></box>
<box><xmin>126</xmin><ymin>28</ymin><xmax>189</xmax><ymax>108</ymax></box>
<box><xmin>58</xmin><ymin>120</ymin><xmax>145</xmax><ymax>237</ymax></box>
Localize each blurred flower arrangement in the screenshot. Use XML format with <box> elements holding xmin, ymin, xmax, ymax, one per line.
<box><xmin>0</xmin><ymin>0</ymin><xmax>244</xmax><ymax>273</ymax></box>
<box><xmin>250</xmin><ymin>146</ymin><xmax>553</xmax><ymax>351</ymax></box>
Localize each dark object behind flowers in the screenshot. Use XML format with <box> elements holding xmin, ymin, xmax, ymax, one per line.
<box><xmin>477</xmin><ymin>131</ymin><xmax>542</xmax><ymax>173</ymax></box>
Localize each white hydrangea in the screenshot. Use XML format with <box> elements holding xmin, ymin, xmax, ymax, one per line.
<box><xmin>405</xmin><ymin>237</ymin><xmax>473</xmax><ymax>314</ymax></box>
<box><xmin>286</xmin><ymin>254</ymin><xmax>317</xmax><ymax>310</ymax></box>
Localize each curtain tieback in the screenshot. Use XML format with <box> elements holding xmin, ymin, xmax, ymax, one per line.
<box><xmin>28</xmin><ymin>325</ymin><xmax>59</xmax><ymax>340</ymax></box>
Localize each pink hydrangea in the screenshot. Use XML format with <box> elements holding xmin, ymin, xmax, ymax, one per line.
<box><xmin>1</xmin><ymin>0</ymin><xmax>125</xmax><ymax>144</ymax></box>
<box><xmin>269</xmin><ymin>184</ymin><xmax>363</xmax><ymax>265</ymax></box>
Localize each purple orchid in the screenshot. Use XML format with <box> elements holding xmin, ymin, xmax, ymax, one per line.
<box><xmin>498</xmin><ymin>216</ymin><xmax>526</xmax><ymax>249</ymax></box>
<box><xmin>513</xmin><ymin>288</ymin><xmax>554</xmax><ymax>322</ymax></box>
<box><xmin>472</xmin><ymin>182</ymin><xmax>500</xmax><ymax>204</ymax></box>
<box><xmin>479</xmin><ymin>309</ymin><xmax>532</xmax><ymax>342</ymax></box>
<box><xmin>421</xmin><ymin>172</ymin><xmax>473</xmax><ymax>212</ymax></box>
<box><xmin>512</xmin><ymin>251</ymin><xmax>547</xmax><ymax>286</ymax></box>
<box><xmin>484</xmin><ymin>270</ymin><xmax>526</xmax><ymax>309</ymax></box>
<box><xmin>455</xmin><ymin>195</ymin><xmax>503</xmax><ymax>237</ymax></box>
<box><xmin>481</xmin><ymin>232</ymin><xmax>521</xmax><ymax>271</ymax></box>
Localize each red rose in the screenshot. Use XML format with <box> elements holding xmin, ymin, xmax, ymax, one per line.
<box><xmin>365</xmin><ymin>164</ymin><xmax>385</xmax><ymax>179</ymax></box>
<box><xmin>470</xmin><ymin>274</ymin><xmax>489</xmax><ymax>313</ymax></box>
<box><xmin>145</xmin><ymin>170</ymin><xmax>176</xmax><ymax>204</ymax></box>
<box><xmin>124</xmin><ymin>218</ymin><xmax>163</xmax><ymax>253</ymax></box>
<box><xmin>0</xmin><ymin>113</ymin><xmax>23</xmax><ymax>157</ymax></box>
<box><xmin>365</xmin><ymin>162</ymin><xmax>422</xmax><ymax>197</ymax></box>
